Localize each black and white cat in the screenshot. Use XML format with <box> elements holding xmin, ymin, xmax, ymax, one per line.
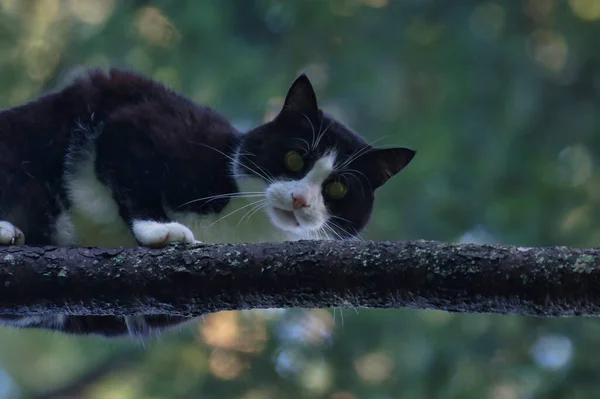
<box><xmin>0</xmin><ymin>68</ymin><xmax>415</xmax><ymax>337</ymax></box>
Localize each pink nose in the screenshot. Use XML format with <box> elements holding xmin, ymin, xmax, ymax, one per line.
<box><xmin>292</xmin><ymin>193</ymin><xmax>309</xmax><ymax>209</ymax></box>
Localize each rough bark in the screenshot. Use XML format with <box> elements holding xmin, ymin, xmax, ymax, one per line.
<box><xmin>0</xmin><ymin>240</ymin><xmax>598</xmax><ymax>317</ymax></box>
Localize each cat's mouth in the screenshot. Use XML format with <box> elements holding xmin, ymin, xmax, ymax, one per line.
<box><xmin>272</xmin><ymin>207</ymin><xmax>300</xmax><ymax>227</ymax></box>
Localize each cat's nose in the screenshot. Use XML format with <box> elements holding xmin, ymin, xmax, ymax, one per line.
<box><xmin>292</xmin><ymin>193</ymin><xmax>309</xmax><ymax>209</ymax></box>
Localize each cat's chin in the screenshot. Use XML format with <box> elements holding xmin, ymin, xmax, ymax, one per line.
<box><xmin>266</xmin><ymin>207</ymin><xmax>324</xmax><ymax>240</ymax></box>
<box><xmin>267</xmin><ymin>206</ymin><xmax>309</xmax><ymax>234</ymax></box>
<box><xmin>271</xmin><ymin>207</ymin><xmax>300</xmax><ymax>227</ymax></box>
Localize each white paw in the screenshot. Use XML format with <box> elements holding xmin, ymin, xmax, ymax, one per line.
<box><xmin>132</xmin><ymin>220</ymin><xmax>195</xmax><ymax>248</ymax></box>
<box><xmin>0</xmin><ymin>221</ymin><xmax>25</xmax><ymax>245</ymax></box>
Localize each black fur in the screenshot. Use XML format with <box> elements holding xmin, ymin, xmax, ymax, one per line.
<box><xmin>0</xmin><ymin>69</ymin><xmax>415</xmax><ymax>337</ymax></box>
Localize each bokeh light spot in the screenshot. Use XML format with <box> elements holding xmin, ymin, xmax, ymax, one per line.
<box><xmin>134</xmin><ymin>6</ymin><xmax>180</xmax><ymax>46</ymax></box>
<box><xmin>469</xmin><ymin>2</ymin><xmax>506</xmax><ymax>41</ymax></box>
<box><xmin>208</xmin><ymin>349</ymin><xmax>247</xmax><ymax>380</ymax></box>
<box><xmin>531</xmin><ymin>335</ymin><xmax>573</xmax><ymax>370</ymax></box>
<box><xmin>569</xmin><ymin>0</ymin><xmax>600</xmax><ymax>20</ymax></box>
<box><xmin>354</xmin><ymin>352</ymin><xmax>394</xmax><ymax>383</ymax></box>
<box><xmin>68</xmin><ymin>0</ymin><xmax>115</xmax><ymax>26</ymax></box>
<box><xmin>526</xmin><ymin>30</ymin><xmax>568</xmax><ymax>74</ymax></box>
<box><xmin>557</xmin><ymin>143</ymin><xmax>593</xmax><ymax>187</ymax></box>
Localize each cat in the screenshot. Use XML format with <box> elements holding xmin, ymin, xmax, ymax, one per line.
<box><xmin>0</xmin><ymin>68</ymin><xmax>416</xmax><ymax>338</ymax></box>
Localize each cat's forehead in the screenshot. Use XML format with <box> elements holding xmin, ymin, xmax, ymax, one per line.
<box><xmin>243</xmin><ymin>111</ymin><xmax>371</xmax><ymax>162</ymax></box>
<box><xmin>305</xmin><ymin>151</ymin><xmax>336</xmax><ymax>182</ymax></box>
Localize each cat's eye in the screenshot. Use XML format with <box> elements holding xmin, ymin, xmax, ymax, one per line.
<box><xmin>325</xmin><ymin>181</ymin><xmax>348</xmax><ymax>199</ymax></box>
<box><xmin>285</xmin><ymin>151</ymin><xmax>304</xmax><ymax>172</ymax></box>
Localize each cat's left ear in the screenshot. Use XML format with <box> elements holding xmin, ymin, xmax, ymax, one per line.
<box><xmin>281</xmin><ymin>74</ymin><xmax>319</xmax><ymax>119</ymax></box>
<box><xmin>360</xmin><ymin>147</ymin><xmax>416</xmax><ymax>190</ymax></box>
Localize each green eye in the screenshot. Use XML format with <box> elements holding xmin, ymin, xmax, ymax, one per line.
<box><xmin>326</xmin><ymin>181</ymin><xmax>348</xmax><ymax>199</ymax></box>
<box><xmin>285</xmin><ymin>151</ymin><xmax>304</xmax><ymax>172</ymax></box>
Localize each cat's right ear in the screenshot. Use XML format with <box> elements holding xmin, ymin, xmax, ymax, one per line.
<box><xmin>280</xmin><ymin>74</ymin><xmax>319</xmax><ymax>120</ymax></box>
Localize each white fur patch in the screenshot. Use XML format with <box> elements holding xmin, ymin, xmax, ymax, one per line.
<box><xmin>52</xmin><ymin>212</ymin><xmax>76</xmax><ymax>246</ymax></box>
<box><xmin>132</xmin><ymin>220</ymin><xmax>196</xmax><ymax>247</ymax></box>
<box><xmin>64</xmin><ymin>141</ymin><xmax>137</xmax><ymax>247</ymax></box>
<box><xmin>265</xmin><ymin>151</ymin><xmax>336</xmax><ymax>235</ymax></box>
<box><xmin>0</xmin><ymin>221</ymin><xmax>24</xmax><ymax>245</ymax></box>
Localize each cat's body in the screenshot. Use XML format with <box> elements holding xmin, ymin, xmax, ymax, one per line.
<box><xmin>0</xmin><ymin>69</ymin><xmax>291</xmax><ymax>248</ymax></box>
<box><xmin>0</xmin><ymin>68</ymin><xmax>415</xmax><ymax>337</ymax></box>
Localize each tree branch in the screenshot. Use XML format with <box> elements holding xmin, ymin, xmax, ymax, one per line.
<box><xmin>0</xmin><ymin>240</ymin><xmax>598</xmax><ymax>317</ymax></box>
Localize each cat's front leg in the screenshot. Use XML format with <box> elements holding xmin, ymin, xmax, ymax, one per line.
<box><xmin>0</xmin><ymin>221</ymin><xmax>25</xmax><ymax>245</ymax></box>
<box><xmin>131</xmin><ymin>220</ymin><xmax>199</xmax><ymax>248</ymax></box>
<box><xmin>92</xmin><ymin>114</ymin><xmax>203</xmax><ymax>249</ymax></box>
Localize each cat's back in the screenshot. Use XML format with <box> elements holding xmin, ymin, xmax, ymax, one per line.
<box><xmin>0</xmin><ymin>68</ymin><xmax>174</xmax><ymax>166</ymax></box>
<box><xmin>72</xmin><ymin>68</ymin><xmax>190</xmax><ymax>118</ymax></box>
<box><xmin>78</xmin><ymin>68</ymin><xmax>239</xmax><ymax>146</ymax></box>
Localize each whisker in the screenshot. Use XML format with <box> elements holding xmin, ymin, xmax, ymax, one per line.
<box><xmin>323</xmin><ymin>226</ymin><xmax>333</xmax><ymax>240</ymax></box>
<box><xmin>207</xmin><ymin>199</ymin><xmax>267</xmax><ymax>228</ymax></box>
<box><xmin>309</xmin><ymin>228</ymin><xmax>320</xmax><ymax>240</ymax></box>
<box><xmin>245</xmin><ymin>203</ymin><xmax>268</xmax><ymax>224</ymax></box>
<box><xmin>231</xmin><ymin>173</ymin><xmax>253</xmax><ymax>179</ymax></box>
<box><xmin>328</xmin><ymin>219</ymin><xmax>360</xmax><ymax>241</ymax></box>
<box><xmin>339</xmin><ymin>171</ymin><xmax>366</xmax><ymax>200</ymax></box>
<box><xmin>328</xmin><ymin>215</ymin><xmax>364</xmax><ymax>241</ymax></box>
<box><xmin>336</xmin><ymin>145</ymin><xmax>373</xmax><ymax>170</ymax></box>
<box><xmin>237</xmin><ymin>201</ymin><xmax>267</xmax><ymax>227</ymax></box>
<box><xmin>175</xmin><ymin>192</ymin><xmax>265</xmax><ymax>210</ymax></box>
<box><xmin>301</xmin><ymin>113</ymin><xmax>317</xmax><ymax>150</ymax></box>
<box><xmin>341</xmin><ymin>169</ymin><xmax>373</xmax><ymax>192</ymax></box>
<box><xmin>237</xmin><ymin>153</ymin><xmax>276</xmax><ymax>184</ymax></box>
<box><xmin>315</xmin><ymin>225</ymin><xmax>331</xmax><ymax>241</ymax></box>
<box><xmin>321</xmin><ymin>221</ymin><xmax>338</xmax><ymax>240</ymax></box>
<box><xmin>313</xmin><ymin>113</ymin><xmax>325</xmax><ymax>150</ymax></box>
<box><xmin>236</xmin><ymin>150</ymin><xmax>256</xmax><ymax>157</ymax></box>
<box><xmin>292</xmin><ymin>137</ymin><xmax>311</xmax><ymax>155</ymax></box>
<box><xmin>336</xmin><ymin>136</ymin><xmax>390</xmax><ymax>170</ymax></box>
<box><xmin>189</xmin><ymin>141</ymin><xmax>275</xmax><ymax>184</ymax></box>
<box><xmin>324</xmin><ymin>222</ymin><xmax>344</xmax><ymax>241</ymax></box>
<box><xmin>313</xmin><ymin>121</ymin><xmax>333</xmax><ymax>150</ymax></box>
<box><xmin>329</xmin><ymin>215</ymin><xmax>353</xmax><ymax>224</ymax></box>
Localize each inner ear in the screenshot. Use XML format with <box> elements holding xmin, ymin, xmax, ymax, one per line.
<box><xmin>281</xmin><ymin>74</ymin><xmax>319</xmax><ymax>120</ymax></box>
<box><xmin>359</xmin><ymin>147</ymin><xmax>416</xmax><ymax>190</ymax></box>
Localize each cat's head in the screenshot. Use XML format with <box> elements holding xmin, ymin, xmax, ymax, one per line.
<box><xmin>233</xmin><ymin>75</ymin><xmax>415</xmax><ymax>239</ymax></box>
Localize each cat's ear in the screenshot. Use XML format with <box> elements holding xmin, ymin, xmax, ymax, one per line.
<box><xmin>281</xmin><ymin>74</ymin><xmax>319</xmax><ymax>118</ymax></box>
<box><xmin>360</xmin><ymin>147</ymin><xmax>416</xmax><ymax>190</ymax></box>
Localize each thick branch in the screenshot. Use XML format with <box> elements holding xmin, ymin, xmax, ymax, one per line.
<box><xmin>0</xmin><ymin>240</ymin><xmax>598</xmax><ymax>317</ymax></box>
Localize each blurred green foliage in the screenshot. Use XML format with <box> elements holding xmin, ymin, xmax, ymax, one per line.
<box><xmin>1</xmin><ymin>0</ymin><xmax>600</xmax><ymax>398</ymax></box>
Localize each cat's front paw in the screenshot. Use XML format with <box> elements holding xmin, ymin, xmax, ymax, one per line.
<box><xmin>0</xmin><ymin>221</ymin><xmax>25</xmax><ymax>245</ymax></box>
<box><xmin>132</xmin><ymin>221</ymin><xmax>195</xmax><ymax>248</ymax></box>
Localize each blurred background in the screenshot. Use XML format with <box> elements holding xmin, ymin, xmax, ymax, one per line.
<box><xmin>0</xmin><ymin>0</ymin><xmax>598</xmax><ymax>397</ymax></box>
